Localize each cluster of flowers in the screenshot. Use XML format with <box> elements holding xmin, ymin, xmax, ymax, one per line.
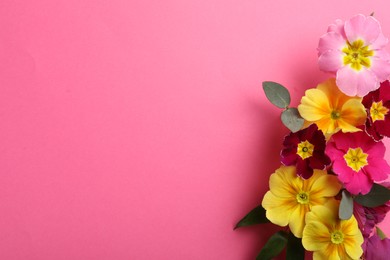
<box><xmin>237</xmin><ymin>14</ymin><xmax>390</xmax><ymax>260</ymax></box>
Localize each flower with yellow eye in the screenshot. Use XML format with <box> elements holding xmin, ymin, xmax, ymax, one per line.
<box><xmin>298</xmin><ymin>78</ymin><xmax>366</xmax><ymax>135</ymax></box>
<box><xmin>261</xmin><ymin>166</ymin><xmax>341</xmax><ymax>238</ymax></box>
<box><xmin>363</xmin><ymin>80</ymin><xmax>390</xmax><ymax>141</ymax></box>
<box><xmin>281</xmin><ymin>124</ymin><xmax>330</xmax><ymax>179</ymax></box>
<box><xmin>325</xmin><ymin>131</ymin><xmax>390</xmax><ymax>195</ymax></box>
<box><xmin>318</xmin><ymin>14</ymin><xmax>390</xmax><ymax>97</ymax></box>
<box><xmin>302</xmin><ymin>200</ymin><xmax>364</xmax><ymax>260</ymax></box>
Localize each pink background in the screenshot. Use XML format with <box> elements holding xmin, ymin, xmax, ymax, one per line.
<box><xmin>1</xmin><ymin>1</ymin><xmax>389</xmax><ymax>259</ymax></box>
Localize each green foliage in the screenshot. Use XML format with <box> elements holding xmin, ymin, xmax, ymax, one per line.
<box><xmin>281</xmin><ymin>108</ymin><xmax>304</xmax><ymax>133</ymax></box>
<box><xmin>354</xmin><ymin>184</ymin><xmax>390</xmax><ymax>207</ymax></box>
<box><xmin>234</xmin><ymin>205</ymin><xmax>269</xmax><ymax>229</ymax></box>
<box><xmin>339</xmin><ymin>190</ymin><xmax>354</xmax><ymax>220</ymax></box>
<box><xmin>286</xmin><ymin>232</ymin><xmax>305</xmax><ymax>260</ymax></box>
<box><xmin>262</xmin><ymin>81</ymin><xmax>291</xmax><ymax>109</ymax></box>
<box><xmin>256</xmin><ymin>231</ymin><xmax>288</xmax><ymax>260</ymax></box>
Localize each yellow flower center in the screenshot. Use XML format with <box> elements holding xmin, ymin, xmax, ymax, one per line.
<box><xmin>370</xmin><ymin>101</ymin><xmax>389</xmax><ymax>122</ymax></box>
<box><xmin>330</xmin><ymin>230</ymin><xmax>344</xmax><ymax>244</ymax></box>
<box><xmin>296</xmin><ymin>191</ymin><xmax>310</xmax><ymax>204</ymax></box>
<box><xmin>343</xmin><ymin>147</ymin><xmax>368</xmax><ymax>172</ymax></box>
<box><xmin>342</xmin><ymin>39</ymin><xmax>374</xmax><ymax>71</ymax></box>
<box><xmin>297</xmin><ymin>140</ymin><xmax>314</xmax><ymax>159</ymax></box>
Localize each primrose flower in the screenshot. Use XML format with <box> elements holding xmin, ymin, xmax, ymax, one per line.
<box><xmin>326</xmin><ymin>131</ymin><xmax>390</xmax><ymax>195</ymax></box>
<box><xmin>363</xmin><ymin>234</ymin><xmax>390</xmax><ymax>260</ymax></box>
<box><xmin>298</xmin><ymin>78</ymin><xmax>367</xmax><ymax>135</ymax></box>
<box><xmin>302</xmin><ymin>200</ymin><xmax>364</xmax><ymax>259</ymax></box>
<box><xmin>354</xmin><ymin>201</ymin><xmax>390</xmax><ymax>238</ymax></box>
<box><xmin>362</xmin><ymin>80</ymin><xmax>390</xmax><ymax>141</ymax></box>
<box><xmin>318</xmin><ymin>14</ymin><xmax>390</xmax><ymax>97</ymax></box>
<box><xmin>281</xmin><ymin>124</ymin><xmax>330</xmax><ymax>179</ymax></box>
<box><xmin>261</xmin><ymin>166</ymin><xmax>341</xmax><ymax>238</ymax></box>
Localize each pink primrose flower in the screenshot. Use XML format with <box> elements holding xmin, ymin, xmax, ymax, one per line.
<box><xmin>318</xmin><ymin>14</ymin><xmax>390</xmax><ymax>97</ymax></box>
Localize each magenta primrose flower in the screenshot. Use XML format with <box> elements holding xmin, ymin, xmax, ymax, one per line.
<box><xmin>281</xmin><ymin>124</ymin><xmax>330</xmax><ymax>179</ymax></box>
<box><xmin>318</xmin><ymin>14</ymin><xmax>390</xmax><ymax>97</ymax></box>
<box><xmin>363</xmin><ymin>80</ymin><xmax>390</xmax><ymax>141</ymax></box>
<box><xmin>363</xmin><ymin>234</ymin><xmax>390</xmax><ymax>260</ymax></box>
<box><xmin>325</xmin><ymin>131</ymin><xmax>390</xmax><ymax>195</ymax></box>
<box><xmin>354</xmin><ymin>201</ymin><xmax>390</xmax><ymax>238</ymax></box>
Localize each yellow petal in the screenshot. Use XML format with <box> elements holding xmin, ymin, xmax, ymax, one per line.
<box><xmin>340</xmin><ymin>217</ymin><xmax>364</xmax><ymax>259</ymax></box>
<box><xmin>262</xmin><ymin>191</ymin><xmax>296</xmax><ymax>227</ymax></box>
<box><xmin>269</xmin><ymin>166</ymin><xmax>301</xmax><ymax>198</ymax></box>
<box><xmin>302</xmin><ymin>169</ymin><xmax>326</xmax><ymax>191</ymax></box>
<box><xmin>302</xmin><ymin>220</ymin><xmax>330</xmax><ymax>251</ymax></box>
<box><xmin>309</xmin><ymin>173</ymin><xmax>342</xmax><ymax>199</ymax></box>
<box><xmin>339</xmin><ymin>99</ymin><xmax>367</xmax><ymax>130</ymax></box>
<box><xmin>316</xmin><ymin>78</ymin><xmax>350</xmax><ymax>109</ymax></box>
<box><xmin>338</xmin><ymin>119</ymin><xmax>362</xmax><ymax>133</ymax></box>
<box><xmin>315</xmin><ymin>117</ymin><xmax>337</xmax><ymax>134</ymax></box>
<box><xmin>298</xmin><ymin>89</ymin><xmax>331</xmax><ymax>121</ymax></box>
<box><xmin>289</xmin><ymin>204</ymin><xmax>309</xmax><ymax>238</ymax></box>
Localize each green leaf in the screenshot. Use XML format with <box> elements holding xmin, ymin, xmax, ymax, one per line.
<box><xmin>234</xmin><ymin>205</ymin><xmax>269</xmax><ymax>230</ymax></box>
<box><xmin>354</xmin><ymin>184</ymin><xmax>390</xmax><ymax>207</ymax></box>
<box><xmin>281</xmin><ymin>108</ymin><xmax>304</xmax><ymax>133</ymax></box>
<box><xmin>339</xmin><ymin>190</ymin><xmax>354</xmax><ymax>220</ymax></box>
<box><xmin>377</xmin><ymin>227</ymin><xmax>387</xmax><ymax>240</ymax></box>
<box><xmin>256</xmin><ymin>231</ymin><xmax>288</xmax><ymax>260</ymax></box>
<box><xmin>286</xmin><ymin>232</ymin><xmax>305</xmax><ymax>260</ymax></box>
<box><xmin>262</xmin><ymin>81</ymin><xmax>291</xmax><ymax>109</ymax></box>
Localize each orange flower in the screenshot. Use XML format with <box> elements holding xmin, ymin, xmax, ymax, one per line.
<box><xmin>298</xmin><ymin>78</ymin><xmax>366</xmax><ymax>135</ymax></box>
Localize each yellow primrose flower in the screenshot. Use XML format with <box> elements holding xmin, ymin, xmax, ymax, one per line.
<box><xmin>302</xmin><ymin>200</ymin><xmax>364</xmax><ymax>260</ymax></box>
<box><xmin>298</xmin><ymin>78</ymin><xmax>367</xmax><ymax>135</ymax></box>
<box><xmin>261</xmin><ymin>166</ymin><xmax>341</xmax><ymax>238</ymax></box>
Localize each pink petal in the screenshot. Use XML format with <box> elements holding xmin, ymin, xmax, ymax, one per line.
<box><xmin>327</xmin><ymin>19</ymin><xmax>346</xmax><ymax>38</ymax></box>
<box><xmin>332</xmin><ymin>158</ymin><xmax>355</xmax><ymax>183</ymax></box>
<box><xmin>371</xmin><ymin>33</ymin><xmax>389</xmax><ymax>50</ymax></box>
<box><xmin>336</xmin><ymin>66</ymin><xmax>379</xmax><ymax>97</ymax></box>
<box><xmin>366</xmin><ymin>140</ymin><xmax>386</xmax><ymax>158</ymax></box>
<box><xmin>327</xmin><ymin>132</ymin><xmax>352</xmax><ymax>151</ymax></box>
<box><xmin>318</xmin><ymin>32</ymin><xmax>346</xmax><ymax>54</ymax></box>
<box><xmin>345</xmin><ymin>14</ymin><xmax>381</xmax><ymax>45</ymax></box>
<box><xmin>344</xmin><ymin>171</ymin><xmax>372</xmax><ymax>195</ymax></box>
<box><xmin>370</xmin><ymin>58</ymin><xmax>390</xmax><ymax>81</ymax></box>
<box><xmin>364</xmin><ymin>159</ymin><xmax>389</xmax><ymax>181</ymax></box>
<box><xmin>374</xmin><ymin>49</ymin><xmax>390</xmax><ymax>61</ymax></box>
<box><xmin>318</xmin><ymin>50</ymin><xmax>343</xmax><ymax>72</ymax></box>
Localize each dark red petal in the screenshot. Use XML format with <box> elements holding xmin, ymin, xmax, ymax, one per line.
<box><xmin>296</xmin><ymin>159</ymin><xmax>313</xmax><ymax>179</ymax></box>
<box><xmin>308</xmin><ymin>152</ymin><xmax>331</xmax><ymax>169</ymax></box>
<box><xmin>281</xmin><ymin>152</ymin><xmax>298</xmax><ymax>166</ymax></box>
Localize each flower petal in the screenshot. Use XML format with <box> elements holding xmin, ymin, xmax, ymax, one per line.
<box><xmin>338</xmin><ymin>99</ymin><xmax>367</xmax><ymax>130</ymax></box>
<box><xmin>302</xmin><ymin>220</ymin><xmax>330</xmax><ymax>251</ymax></box>
<box><xmin>371</xmin><ymin>33</ymin><xmax>389</xmax><ymax>50</ymax></box>
<box><xmin>327</xmin><ymin>19</ymin><xmax>346</xmax><ymax>38</ymax></box>
<box><xmin>336</xmin><ymin>66</ymin><xmax>379</xmax><ymax>97</ymax></box>
<box><xmin>298</xmin><ymin>89</ymin><xmax>331</xmax><ymax>121</ymax></box>
<box><xmin>345</xmin><ymin>14</ymin><xmax>381</xmax><ymax>45</ymax></box>
<box><xmin>289</xmin><ymin>204</ymin><xmax>308</xmax><ymax>238</ymax></box>
<box><xmin>262</xmin><ymin>191</ymin><xmax>295</xmax><ymax>226</ymax></box>
<box><xmin>296</xmin><ymin>159</ymin><xmax>313</xmax><ymax>179</ymax></box>
<box><xmin>369</xmin><ymin>57</ymin><xmax>390</xmax><ymax>81</ymax></box>
<box><xmin>310</xmin><ymin>174</ymin><xmax>341</xmax><ymax>198</ymax></box>
<box><xmin>318</xmin><ymin>32</ymin><xmax>346</xmax><ymax>54</ymax></box>
<box><xmin>344</xmin><ymin>171</ymin><xmax>372</xmax><ymax>195</ymax></box>
<box><xmin>318</xmin><ymin>50</ymin><xmax>344</xmax><ymax>72</ymax></box>
<box><xmin>268</xmin><ymin>166</ymin><xmax>300</xmax><ymax>198</ymax></box>
<box><xmin>364</xmin><ymin>158</ymin><xmax>389</xmax><ymax>182</ymax></box>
